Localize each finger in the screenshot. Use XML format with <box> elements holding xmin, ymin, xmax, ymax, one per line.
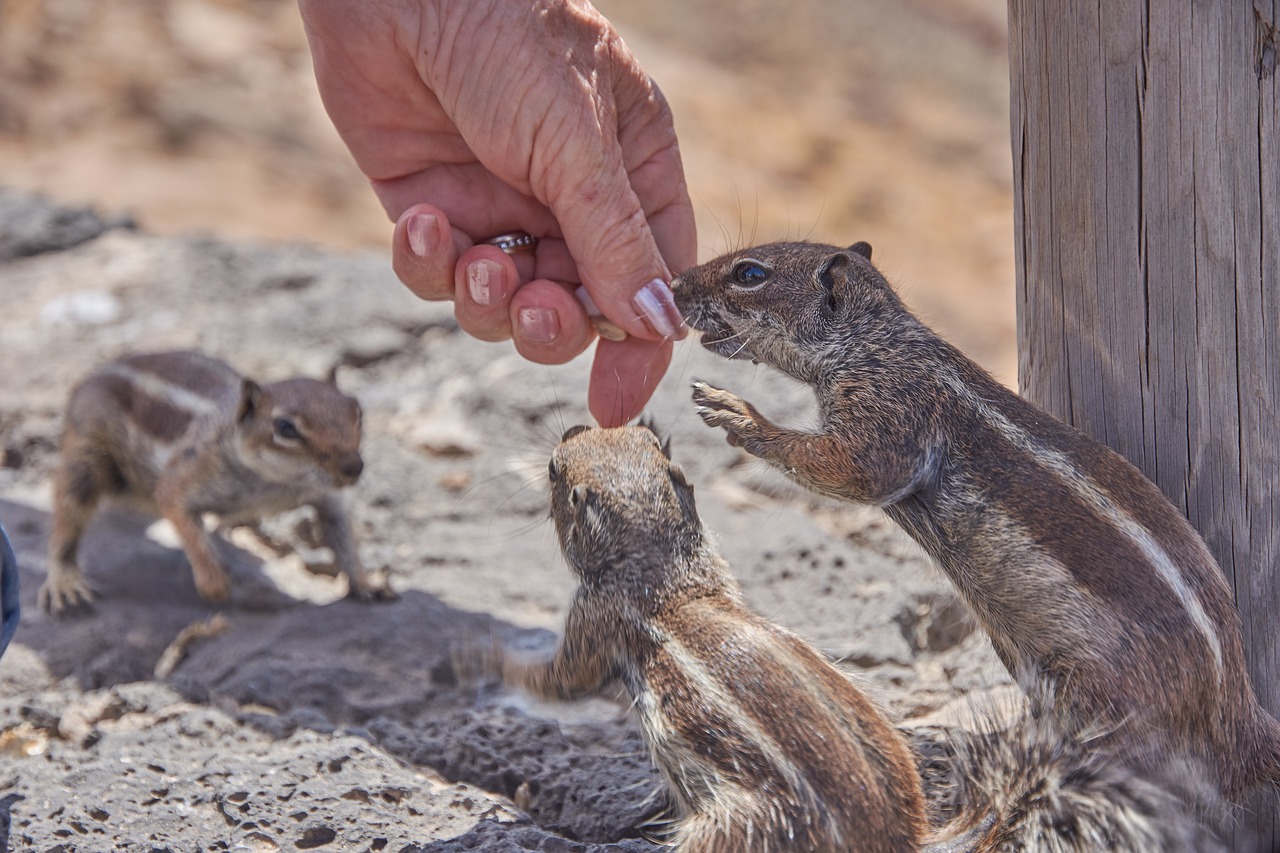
<box><xmin>509</xmin><ymin>280</ymin><xmax>595</xmax><ymax>365</ymax></box>
<box><xmin>645</xmin><ymin>187</ymin><xmax>698</xmax><ymax>281</ymax></box>
<box><xmin>588</xmin><ymin>337</ymin><xmax>673</xmax><ymax>427</ymax></box>
<box><xmin>392</xmin><ymin>204</ymin><xmax>469</xmax><ymax>301</ymax></box>
<box><xmin>623</xmin><ymin>84</ymin><xmax>698</xmax><ymax>275</ymax></box>
<box><xmin>546</xmin><ymin>161</ymin><xmax>686</xmax><ymax>344</ymax></box>
<box><xmin>454</xmin><ymin>245</ymin><xmax>524</xmax><ymax>342</ymax></box>
<box><xmin>373</xmin><ymin>166</ymin><xmax>559</xmax><ymax>235</ymax></box>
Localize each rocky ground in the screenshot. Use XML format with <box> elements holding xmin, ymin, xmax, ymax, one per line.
<box><xmin>0</xmin><ymin>190</ymin><xmax>1013</xmax><ymax>850</ymax></box>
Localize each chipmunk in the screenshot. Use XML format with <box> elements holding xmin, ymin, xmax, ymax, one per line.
<box><xmin>485</xmin><ymin>424</ymin><xmax>1224</xmax><ymax>852</ymax></box>
<box><xmin>671</xmin><ymin>240</ymin><xmax>1280</xmax><ymax>801</ymax></box>
<box><xmin>497</xmin><ymin>423</ymin><xmax>927</xmax><ymax>852</ymax></box>
<box><xmin>40</xmin><ymin>351</ymin><xmax>391</xmax><ymax>612</ymax></box>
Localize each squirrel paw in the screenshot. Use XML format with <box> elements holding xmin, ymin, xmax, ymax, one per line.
<box><xmin>348</xmin><ymin>571</ymin><xmax>397</xmax><ymax>603</ymax></box>
<box><xmin>192</xmin><ymin>564</ymin><xmax>232</xmax><ymax>604</ymax></box>
<box><xmin>38</xmin><ymin>571</ymin><xmax>95</xmax><ymax>614</ymax></box>
<box><xmin>692</xmin><ymin>381</ymin><xmax>762</xmax><ymax>447</ymax></box>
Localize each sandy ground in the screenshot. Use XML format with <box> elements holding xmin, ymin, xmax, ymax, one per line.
<box><xmin>0</xmin><ymin>1</ymin><xmax>1020</xmax><ymax>849</ymax></box>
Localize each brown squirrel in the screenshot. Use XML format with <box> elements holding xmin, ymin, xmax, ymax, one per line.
<box><xmin>484</xmin><ymin>424</ymin><xmax>1224</xmax><ymax>852</ymax></box>
<box><xmin>671</xmin><ymin>240</ymin><xmax>1280</xmax><ymax>802</ymax></box>
<box><xmin>496</xmin><ymin>423</ymin><xmax>927</xmax><ymax>852</ymax></box>
<box><xmin>41</xmin><ymin>351</ymin><xmax>391</xmax><ymax>612</ymax></box>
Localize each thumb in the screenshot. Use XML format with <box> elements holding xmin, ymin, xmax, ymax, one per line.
<box><xmin>544</xmin><ymin>141</ymin><xmax>687</xmax><ymax>344</ymax></box>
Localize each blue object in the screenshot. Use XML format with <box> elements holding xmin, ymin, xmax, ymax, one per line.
<box><xmin>0</xmin><ymin>523</ymin><xmax>18</xmax><ymax>658</ymax></box>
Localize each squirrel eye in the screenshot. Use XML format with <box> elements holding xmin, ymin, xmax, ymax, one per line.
<box><xmin>273</xmin><ymin>417</ymin><xmax>301</xmax><ymax>440</ymax></box>
<box><xmin>730</xmin><ymin>260</ymin><xmax>770</xmax><ymax>289</ymax></box>
<box><xmin>548</xmin><ymin>459</ymin><xmax>560</xmax><ymax>484</ymax></box>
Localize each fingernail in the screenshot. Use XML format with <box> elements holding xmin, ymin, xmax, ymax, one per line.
<box><xmin>632</xmin><ymin>278</ymin><xmax>687</xmax><ymax>340</ymax></box>
<box><xmin>518</xmin><ymin>307</ymin><xmax>560</xmax><ymax>344</ymax></box>
<box><xmin>467</xmin><ymin>259</ymin><xmax>502</xmax><ymax>306</ymax></box>
<box><xmin>574</xmin><ymin>286</ymin><xmax>629</xmax><ymax>341</ymax></box>
<box><xmin>407</xmin><ymin>214</ymin><xmax>439</xmax><ymax>257</ymax></box>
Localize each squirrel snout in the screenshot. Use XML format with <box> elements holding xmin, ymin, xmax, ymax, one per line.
<box><xmin>336</xmin><ymin>453</ymin><xmax>364</xmax><ymax>484</ymax></box>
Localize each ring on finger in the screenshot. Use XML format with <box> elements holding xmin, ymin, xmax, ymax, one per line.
<box><xmin>481</xmin><ymin>231</ymin><xmax>539</xmax><ymax>255</ymax></box>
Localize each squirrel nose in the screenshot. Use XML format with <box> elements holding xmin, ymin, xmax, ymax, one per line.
<box><xmin>338</xmin><ymin>454</ymin><xmax>364</xmax><ymax>482</ymax></box>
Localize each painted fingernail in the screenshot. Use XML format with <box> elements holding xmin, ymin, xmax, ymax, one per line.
<box><xmin>467</xmin><ymin>259</ymin><xmax>503</xmax><ymax>306</ymax></box>
<box><xmin>407</xmin><ymin>214</ymin><xmax>440</xmax><ymax>257</ymax></box>
<box><xmin>632</xmin><ymin>278</ymin><xmax>687</xmax><ymax>340</ymax></box>
<box><xmin>518</xmin><ymin>307</ymin><xmax>560</xmax><ymax>344</ymax></box>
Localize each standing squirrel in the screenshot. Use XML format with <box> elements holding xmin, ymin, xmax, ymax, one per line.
<box><xmin>671</xmin><ymin>240</ymin><xmax>1280</xmax><ymax>801</ymax></box>
<box><xmin>41</xmin><ymin>351</ymin><xmax>391</xmax><ymax>612</ymax></box>
<box><xmin>485</xmin><ymin>424</ymin><xmax>1223</xmax><ymax>852</ymax></box>
<box><xmin>498</xmin><ymin>423</ymin><xmax>927</xmax><ymax>853</ymax></box>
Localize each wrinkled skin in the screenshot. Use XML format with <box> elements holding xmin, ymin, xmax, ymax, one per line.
<box><xmin>298</xmin><ymin>0</ymin><xmax>695</xmax><ymax>424</ymax></box>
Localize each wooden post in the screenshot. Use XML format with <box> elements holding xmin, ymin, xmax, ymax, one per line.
<box><xmin>1008</xmin><ymin>1</ymin><xmax>1279</xmax><ymax>848</ymax></box>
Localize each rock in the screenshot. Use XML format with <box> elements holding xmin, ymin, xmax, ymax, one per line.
<box><xmin>0</xmin><ymin>189</ymin><xmax>131</xmax><ymax>262</ymax></box>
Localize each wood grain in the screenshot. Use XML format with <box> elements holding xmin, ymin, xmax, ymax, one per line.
<box><xmin>1009</xmin><ymin>0</ymin><xmax>1280</xmax><ymax>847</ymax></box>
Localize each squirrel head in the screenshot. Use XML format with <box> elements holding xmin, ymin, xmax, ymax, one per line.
<box><xmin>547</xmin><ymin>423</ymin><xmax>703</xmax><ymax>591</ymax></box>
<box><xmin>234</xmin><ymin>377</ymin><xmax>364</xmax><ymax>490</ymax></box>
<box><xmin>672</xmin><ymin>241</ymin><xmax>902</xmax><ymax>381</ymax></box>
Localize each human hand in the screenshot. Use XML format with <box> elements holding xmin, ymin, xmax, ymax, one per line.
<box><xmin>298</xmin><ymin>0</ymin><xmax>696</xmax><ymax>425</ymax></box>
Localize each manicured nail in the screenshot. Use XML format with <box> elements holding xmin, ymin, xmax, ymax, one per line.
<box><xmin>467</xmin><ymin>259</ymin><xmax>502</xmax><ymax>306</ymax></box>
<box><xmin>407</xmin><ymin>213</ymin><xmax>439</xmax><ymax>257</ymax></box>
<box><xmin>518</xmin><ymin>307</ymin><xmax>560</xmax><ymax>344</ymax></box>
<box><xmin>631</xmin><ymin>278</ymin><xmax>687</xmax><ymax>340</ymax></box>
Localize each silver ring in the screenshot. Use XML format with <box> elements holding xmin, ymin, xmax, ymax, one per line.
<box><xmin>482</xmin><ymin>231</ymin><xmax>539</xmax><ymax>255</ymax></box>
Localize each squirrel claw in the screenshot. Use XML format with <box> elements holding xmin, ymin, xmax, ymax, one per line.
<box><xmin>691</xmin><ymin>381</ymin><xmax>758</xmax><ymax>440</ymax></box>
<box><xmin>38</xmin><ymin>574</ymin><xmax>96</xmax><ymax>614</ymax></box>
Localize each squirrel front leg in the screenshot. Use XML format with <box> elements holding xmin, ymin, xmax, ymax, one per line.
<box><xmin>312</xmin><ymin>494</ymin><xmax>393</xmax><ymax>601</ymax></box>
<box><xmin>155</xmin><ymin>469</ymin><xmax>230</xmax><ymax>604</ymax></box>
<box><xmin>692</xmin><ymin>381</ymin><xmax>929</xmax><ymax>506</ymax></box>
<box><xmin>504</xmin><ymin>600</ymin><xmax>617</xmax><ymax>701</ymax></box>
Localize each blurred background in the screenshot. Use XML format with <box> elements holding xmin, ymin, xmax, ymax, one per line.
<box><xmin>0</xmin><ymin>0</ymin><xmax>1016</xmax><ymax>382</ymax></box>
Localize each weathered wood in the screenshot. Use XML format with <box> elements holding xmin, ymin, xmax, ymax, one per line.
<box><xmin>1008</xmin><ymin>0</ymin><xmax>1280</xmax><ymax>848</ymax></box>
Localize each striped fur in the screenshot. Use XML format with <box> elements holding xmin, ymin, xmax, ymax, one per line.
<box><xmin>673</xmin><ymin>241</ymin><xmax>1280</xmax><ymax>799</ymax></box>
<box><xmin>504</xmin><ymin>425</ymin><xmax>926</xmax><ymax>852</ymax></box>
<box><xmin>41</xmin><ymin>350</ymin><xmax>383</xmax><ymax>611</ymax></box>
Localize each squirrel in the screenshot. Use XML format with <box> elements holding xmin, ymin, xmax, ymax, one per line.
<box><xmin>670</xmin><ymin>240</ymin><xmax>1280</xmax><ymax>802</ymax></box>
<box><xmin>40</xmin><ymin>350</ymin><xmax>391</xmax><ymax>612</ymax></box>
<box><xmin>482</xmin><ymin>423</ymin><xmax>1224</xmax><ymax>852</ymax></box>
<box><xmin>494</xmin><ymin>423</ymin><xmax>927</xmax><ymax>853</ymax></box>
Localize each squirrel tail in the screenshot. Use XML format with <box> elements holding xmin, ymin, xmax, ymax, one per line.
<box><xmin>917</xmin><ymin>696</ymin><xmax>1230</xmax><ymax>853</ymax></box>
<box><xmin>1262</xmin><ymin>711</ymin><xmax>1280</xmax><ymax>790</ymax></box>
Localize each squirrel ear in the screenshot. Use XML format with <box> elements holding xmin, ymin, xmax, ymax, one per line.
<box><xmin>325</xmin><ymin>364</ymin><xmax>341</xmax><ymax>387</ymax></box>
<box><xmin>236</xmin><ymin>379</ymin><xmax>262</xmax><ymax>424</ymax></box>
<box><xmin>819</xmin><ymin>252</ymin><xmax>854</xmax><ymax>316</ymax></box>
<box><xmin>669</xmin><ymin>463</ymin><xmax>700</xmax><ymax>529</ymax></box>
<box><xmin>848</xmin><ymin>241</ymin><xmax>872</xmax><ymax>260</ymax></box>
<box><xmin>637</xmin><ymin>416</ymin><xmax>672</xmax><ymax>459</ymax></box>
